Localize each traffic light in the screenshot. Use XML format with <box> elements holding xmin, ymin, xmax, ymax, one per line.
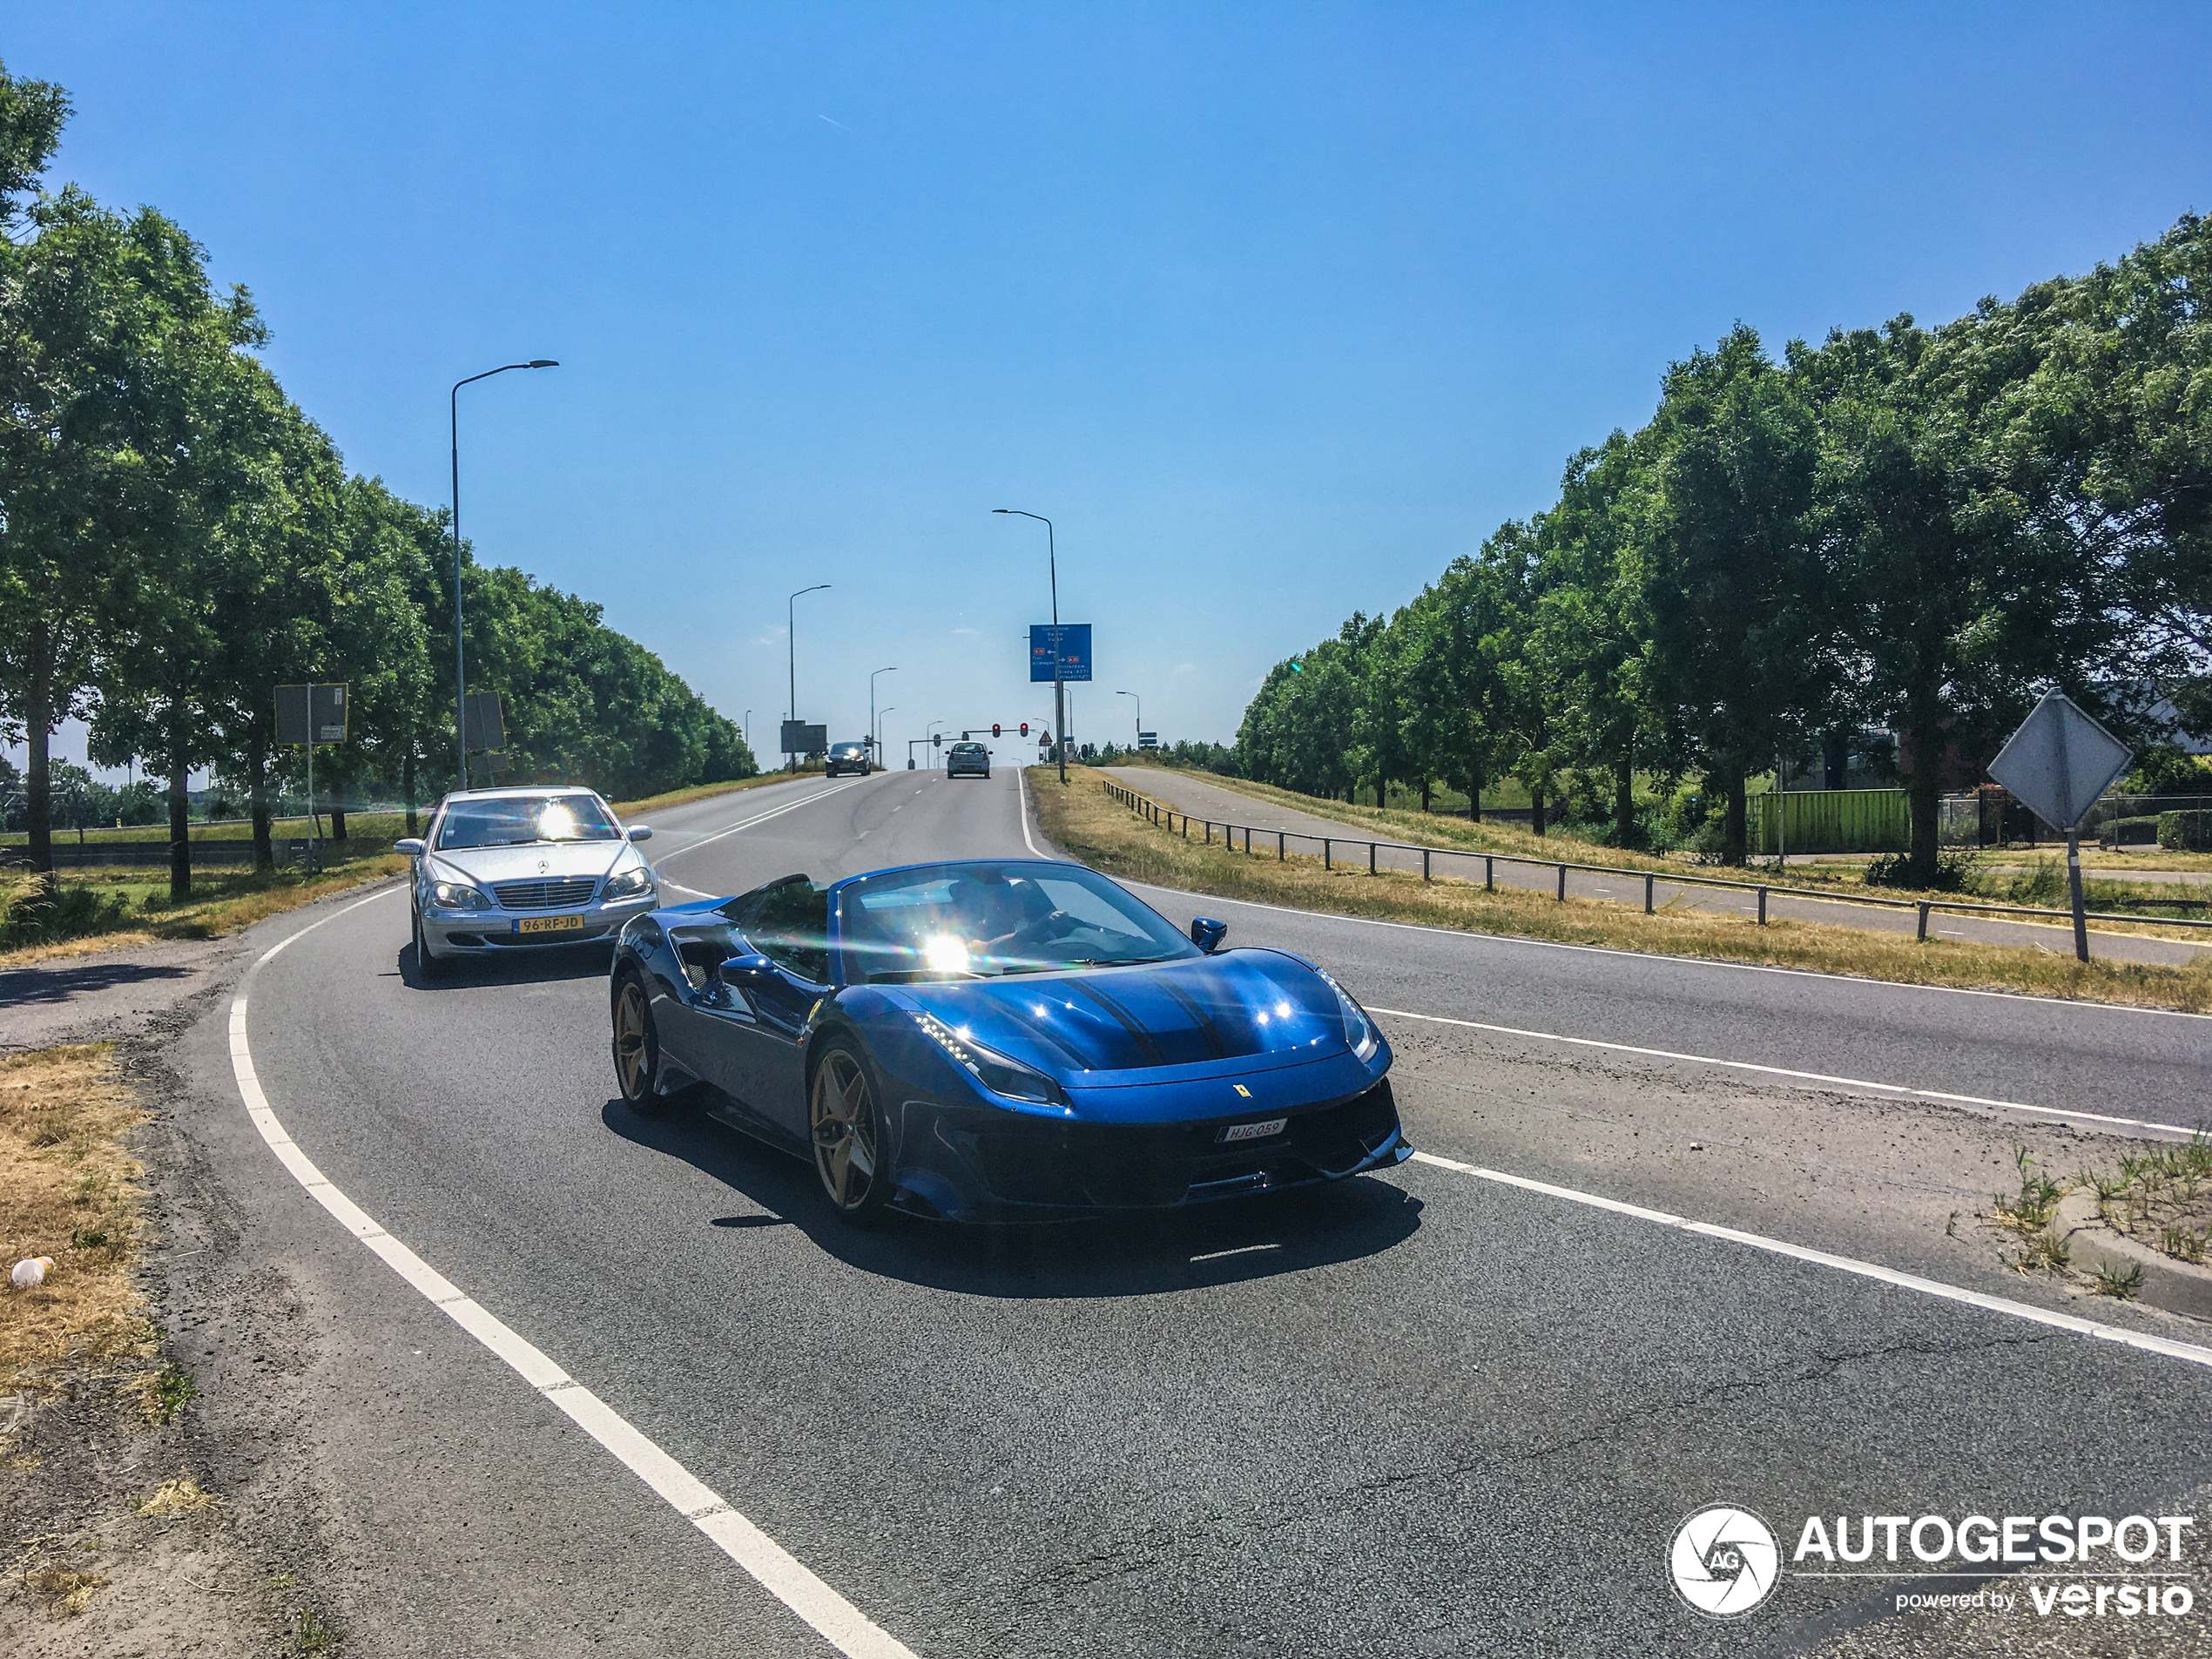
<box><xmin>992</xmin><ymin>723</ymin><xmax>1001</xmax><ymax>738</ymax></box>
<box><xmin>932</xmin><ymin>733</ymin><xmax>941</xmax><ymax>746</ymax></box>
<box><xmin>1020</xmin><ymin>722</ymin><xmax>1028</xmax><ymax>736</ymax></box>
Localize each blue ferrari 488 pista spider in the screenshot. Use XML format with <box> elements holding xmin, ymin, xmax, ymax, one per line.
<box><xmin>608</xmin><ymin>859</ymin><xmax>1410</xmax><ymax>1223</ymax></box>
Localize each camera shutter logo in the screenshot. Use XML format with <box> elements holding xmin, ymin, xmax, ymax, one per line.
<box><xmin>1669</xmin><ymin>1505</ymin><xmax>1779</xmax><ymax>1617</ymax></box>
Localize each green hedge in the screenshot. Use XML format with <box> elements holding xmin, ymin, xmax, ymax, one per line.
<box><xmin>2106</xmin><ymin>815</ymin><xmax>2161</xmax><ymax>846</ymax></box>
<box><xmin>2158</xmin><ymin>810</ymin><xmax>2212</xmax><ymax>851</ymax></box>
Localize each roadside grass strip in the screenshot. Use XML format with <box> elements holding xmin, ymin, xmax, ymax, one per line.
<box><xmin>229</xmin><ymin>882</ymin><xmax>917</xmax><ymax>1658</ymax></box>
<box><xmin>0</xmin><ymin>1045</ymin><xmax>154</xmax><ymax>1394</ymax></box>
<box><xmin>1028</xmin><ymin>766</ymin><xmax>2212</xmax><ymax>1014</ymax></box>
<box><xmin>1404</xmin><ymin>1150</ymin><xmax>2212</xmax><ymax>1372</ymax></box>
<box><xmin>0</xmin><ymin>850</ymin><xmax>409</xmax><ymax>968</ymax></box>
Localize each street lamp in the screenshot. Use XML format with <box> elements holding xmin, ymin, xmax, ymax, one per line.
<box><xmin>451</xmin><ymin>361</ymin><xmax>558</xmax><ymax>792</ymax></box>
<box><xmin>870</xmin><ymin>666</ymin><xmax>897</xmax><ymax>759</ymax></box>
<box><xmin>1116</xmin><ymin>689</ymin><xmax>1140</xmax><ymax>752</ymax></box>
<box><xmin>994</xmin><ymin>508</ymin><xmax>1066</xmax><ymax>783</ymax></box>
<box><xmin>875</xmin><ymin>706</ymin><xmax>897</xmax><ymax>758</ymax></box>
<box><xmin>787</xmin><ymin>583</ymin><xmax>831</xmax><ymax>771</ymax></box>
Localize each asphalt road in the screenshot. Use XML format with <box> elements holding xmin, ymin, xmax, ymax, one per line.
<box><xmin>216</xmin><ymin>765</ymin><xmax>2212</xmax><ymax>1656</ymax></box>
<box><xmin>1115</xmin><ymin>769</ymin><xmax>2212</xmax><ymax>968</ymax></box>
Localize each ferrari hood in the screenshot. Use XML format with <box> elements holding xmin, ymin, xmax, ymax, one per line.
<box><xmin>890</xmin><ymin>949</ymin><xmax>1347</xmax><ymax>1079</ymax></box>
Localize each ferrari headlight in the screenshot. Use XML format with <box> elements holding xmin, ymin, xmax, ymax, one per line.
<box><xmin>1319</xmin><ymin>971</ymin><xmax>1379</xmax><ymax>1062</ymax></box>
<box><xmin>603</xmin><ymin>865</ymin><xmax>655</xmax><ymax>900</ymax></box>
<box><xmin>908</xmin><ymin>1010</ymin><xmax>1069</xmax><ymax>1107</ymax></box>
<box><xmin>430</xmin><ymin>879</ymin><xmax>489</xmax><ymax>911</ymax></box>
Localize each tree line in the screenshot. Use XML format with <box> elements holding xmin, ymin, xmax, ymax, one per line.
<box><xmin>1234</xmin><ymin>214</ymin><xmax>2211</xmax><ymax>878</ymax></box>
<box><xmin>0</xmin><ymin>64</ymin><xmax>752</xmax><ymax>891</ymax></box>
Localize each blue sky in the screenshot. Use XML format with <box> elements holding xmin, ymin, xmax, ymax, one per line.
<box><xmin>10</xmin><ymin>3</ymin><xmax>2211</xmax><ymax>774</ymax></box>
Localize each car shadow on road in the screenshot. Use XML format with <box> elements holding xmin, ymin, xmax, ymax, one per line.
<box><xmin>401</xmin><ymin>940</ymin><xmax>614</xmax><ymax>990</ymax></box>
<box><xmin>600</xmin><ymin>1097</ymin><xmax>1423</xmax><ymax>1299</ymax></box>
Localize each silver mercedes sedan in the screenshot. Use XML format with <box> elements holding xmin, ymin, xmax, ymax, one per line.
<box><xmin>395</xmin><ymin>787</ymin><xmax>658</xmax><ymax>978</ymax></box>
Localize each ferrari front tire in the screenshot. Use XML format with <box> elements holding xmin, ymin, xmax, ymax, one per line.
<box><xmin>612</xmin><ymin>972</ymin><xmax>669</xmax><ymax>1113</ymax></box>
<box><xmin>810</xmin><ymin>1043</ymin><xmax>890</xmax><ymax>1223</ymax></box>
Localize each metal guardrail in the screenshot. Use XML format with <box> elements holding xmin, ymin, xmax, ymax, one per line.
<box><xmin>1099</xmin><ymin>778</ymin><xmax>2212</xmax><ymax>944</ymax></box>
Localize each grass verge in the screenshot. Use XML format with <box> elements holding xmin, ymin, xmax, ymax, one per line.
<box><xmin>1100</xmin><ymin>765</ymin><xmax>2212</xmax><ymax>942</ymax></box>
<box><xmin>0</xmin><ymin>765</ymin><xmax>817</xmax><ymax>851</ymax></box>
<box><xmin>0</xmin><ymin>847</ymin><xmax>408</xmax><ymax>969</ymax></box>
<box><xmin>0</xmin><ymin>1045</ymin><xmax>155</xmax><ymax>1396</ymax></box>
<box><xmin>1035</xmin><ymin>766</ymin><xmax>2212</xmax><ymax>1013</ymax></box>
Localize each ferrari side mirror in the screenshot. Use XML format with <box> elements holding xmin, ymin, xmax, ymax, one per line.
<box><xmin>627</xmin><ymin>825</ymin><xmax>654</xmax><ymax>842</ymax></box>
<box><xmin>395</xmin><ymin>838</ymin><xmax>427</xmax><ymax>857</ymax></box>
<box><xmin>717</xmin><ymin>953</ymin><xmax>779</xmax><ymax>989</ymax></box>
<box><xmin>1190</xmin><ymin>917</ymin><xmax>1228</xmax><ymax>953</ymax></box>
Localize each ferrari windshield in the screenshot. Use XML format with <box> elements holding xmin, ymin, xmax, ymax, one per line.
<box><xmin>840</xmin><ymin>860</ymin><xmax>1200</xmax><ymax>982</ymax></box>
<box><xmin>436</xmin><ymin>793</ymin><xmax>621</xmax><ymax>851</ymax></box>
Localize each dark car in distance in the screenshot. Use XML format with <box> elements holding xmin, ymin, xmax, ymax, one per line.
<box><xmin>607</xmin><ymin>859</ymin><xmax>1409</xmax><ymax>1224</ymax></box>
<box><xmin>825</xmin><ymin>741</ymin><xmax>872</xmax><ymax>777</ymax></box>
<box><xmin>946</xmin><ymin>740</ymin><xmax>989</xmax><ymax>779</ymax></box>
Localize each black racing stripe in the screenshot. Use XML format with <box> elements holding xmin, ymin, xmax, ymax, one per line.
<box><xmin>1144</xmin><ymin>973</ymin><xmax>1227</xmax><ymax>1060</ymax></box>
<box><xmin>1065</xmin><ymin>980</ymin><xmax>1165</xmax><ymax>1068</ymax></box>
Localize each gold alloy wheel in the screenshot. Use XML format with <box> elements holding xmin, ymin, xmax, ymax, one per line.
<box><xmin>614</xmin><ymin>979</ymin><xmax>653</xmax><ymax>1102</ymax></box>
<box><xmin>810</xmin><ymin>1049</ymin><xmax>880</xmax><ymax>1212</ymax></box>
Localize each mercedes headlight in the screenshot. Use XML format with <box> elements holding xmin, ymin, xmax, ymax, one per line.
<box><xmin>603</xmin><ymin>865</ymin><xmax>655</xmax><ymax>900</ymax></box>
<box><xmin>429</xmin><ymin>879</ymin><xmax>489</xmax><ymax>911</ymax></box>
<box><xmin>1319</xmin><ymin>971</ymin><xmax>1379</xmax><ymax>1062</ymax></box>
<box><xmin>908</xmin><ymin>1009</ymin><xmax>1069</xmax><ymax>1107</ymax></box>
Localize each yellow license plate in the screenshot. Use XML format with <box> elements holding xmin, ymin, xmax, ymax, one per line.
<box><xmin>515</xmin><ymin>914</ymin><xmax>588</xmax><ymax>936</ymax></box>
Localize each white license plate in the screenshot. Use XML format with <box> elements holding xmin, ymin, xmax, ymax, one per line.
<box><xmin>1218</xmin><ymin>1116</ymin><xmax>1287</xmax><ymax>1143</ymax></box>
<box><xmin>515</xmin><ymin>914</ymin><xmax>588</xmax><ymax>936</ymax></box>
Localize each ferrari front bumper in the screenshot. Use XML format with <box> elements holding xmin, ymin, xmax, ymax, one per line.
<box><xmin>887</xmin><ymin>1076</ymin><xmax>1410</xmax><ymax>1222</ymax></box>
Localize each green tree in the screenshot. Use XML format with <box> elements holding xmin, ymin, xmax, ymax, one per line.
<box><xmin>1529</xmin><ymin>432</ymin><xmax>1665</xmax><ymax>846</ymax></box>
<box><xmin>0</xmin><ymin>63</ymin><xmax>170</xmax><ymax>874</ymax></box>
<box><xmin>1645</xmin><ymin>325</ymin><xmax>1834</xmax><ymax>863</ymax></box>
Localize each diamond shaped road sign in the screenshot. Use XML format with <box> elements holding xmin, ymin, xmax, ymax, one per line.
<box><xmin>1987</xmin><ymin>691</ymin><xmax>2133</xmax><ymax>831</ymax></box>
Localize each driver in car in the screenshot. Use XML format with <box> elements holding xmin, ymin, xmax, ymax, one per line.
<box><xmin>963</xmin><ymin>875</ymin><xmax>1062</xmax><ymax>967</ymax></box>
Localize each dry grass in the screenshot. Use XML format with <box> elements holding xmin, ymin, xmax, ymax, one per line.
<box><xmin>0</xmin><ymin>1046</ymin><xmax>155</xmax><ymax>1394</ymax></box>
<box><xmin>137</xmin><ymin>1474</ymin><xmax>219</xmax><ymax>1516</ymax></box>
<box><xmin>23</xmin><ymin>1566</ymin><xmax>107</xmax><ymax>1618</ymax></box>
<box><xmin>1036</xmin><ymin>766</ymin><xmax>2212</xmax><ymax>1014</ymax></box>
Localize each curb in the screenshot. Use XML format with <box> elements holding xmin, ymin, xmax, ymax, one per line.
<box><xmin>2056</xmin><ymin>1189</ymin><xmax>2212</xmax><ymax>1319</ymax></box>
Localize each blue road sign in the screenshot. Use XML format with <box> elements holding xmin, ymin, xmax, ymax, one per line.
<box><xmin>1029</xmin><ymin>624</ymin><xmax>1092</xmax><ymax>683</ymax></box>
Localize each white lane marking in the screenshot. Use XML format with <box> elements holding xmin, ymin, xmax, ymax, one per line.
<box><xmin>1017</xmin><ymin>766</ymin><xmax>1052</xmax><ymax>860</ymax></box>
<box><xmin>227</xmin><ymin>891</ymin><xmax>918</xmax><ymax>1659</ymax></box>
<box><xmin>1406</xmin><ymin>1151</ymin><xmax>2212</xmax><ymax>1372</ymax></box>
<box><xmin>1372</xmin><ymin>1004</ymin><xmax>2196</xmax><ymax>1140</ymax></box>
<box><xmin>1122</xmin><ymin>880</ymin><xmax>2212</xmax><ymax>1022</ymax></box>
<box><xmin>654</xmin><ymin>776</ymin><xmax>870</xmax><ymax>868</ymax></box>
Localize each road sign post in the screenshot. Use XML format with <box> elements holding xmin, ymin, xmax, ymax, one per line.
<box><xmin>1987</xmin><ymin>691</ymin><xmax>2134</xmax><ymax>963</ymax></box>
<box><xmin>462</xmin><ymin>692</ymin><xmax>506</xmax><ymax>782</ymax></box>
<box><xmin>779</xmin><ymin>721</ymin><xmax>826</xmax><ymax>761</ymax></box>
<box><xmin>275</xmin><ymin>683</ymin><xmax>349</xmax><ymax>874</ymax></box>
<box><xmin>1029</xmin><ymin>624</ymin><xmax>1091</xmax><ymax>785</ymax></box>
